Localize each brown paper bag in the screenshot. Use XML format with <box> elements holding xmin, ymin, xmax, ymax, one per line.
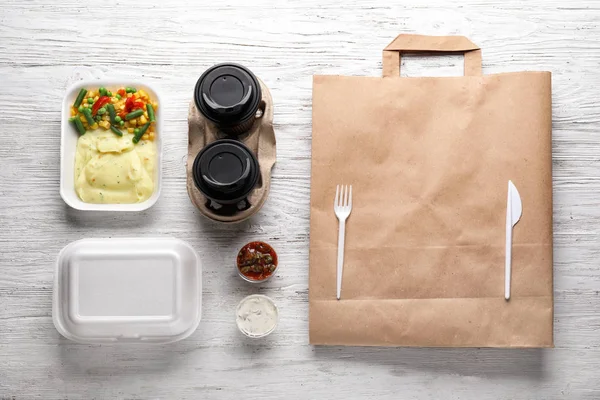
<box><xmin>309</xmin><ymin>35</ymin><xmax>553</xmax><ymax>347</ymax></box>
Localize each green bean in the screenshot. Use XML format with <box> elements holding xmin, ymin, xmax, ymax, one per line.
<box><xmin>125</xmin><ymin>109</ymin><xmax>144</xmax><ymax>120</ymax></box>
<box><xmin>107</xmin><ymin>104</ymin><xmax>116</xmax><ymax>124</ymax></box>
<box><xmin>146</xmin><ymin>103</ymin><xmax>155</xmax><ymax>122</ymax></box>
<box><xmin>110</xmin><ymin>125</ymin><xmax>123</xmax><ymax>137</ymax></box>
<box><xmin>97</xmin><ymin>107</ymin><xmax>106</xmax><ymax>115</ymax></box>
<box><xmin>73</xmin><ymin>88</ymin><xmax>87</xmax><ymax>108</ymax></box>
<box><xmin>68</xmin><ymin>116</ymin><xmax>76</xmax><ymax>122</ymax></box>
<box><xmin>72</xmin><ymin>118</ymin><xmax>86</xmax><ymax>135</ymax></box>
<box><xmin>132</xmin><ymin>122</ymin><xmax>150</xmax><ymax>144</ymax></box>
<box><xmin>82</xmin><ymin>108</ymin><xmax>95</xmax><ymax>125</ymax></box>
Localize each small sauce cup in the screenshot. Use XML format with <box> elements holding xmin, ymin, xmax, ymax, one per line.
<box><xmin>235</xmin><ymin>294</ymin><xmax>279</xmax><ymax>338</ymax></box>
<box><xmin>236</xmin><ymin>241</ymin><xmax>278</xmax><ymax>283</ymax></box>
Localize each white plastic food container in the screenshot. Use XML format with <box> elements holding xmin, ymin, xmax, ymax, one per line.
<box><xmin>60</xmin><ymin>80</ymin><xmax>163</xmax><ymax>211</ymax></box>
<box><xmin>53</xmin><ymin>238</ymin><xmax>201</xmax><ymax>344</ymax></box>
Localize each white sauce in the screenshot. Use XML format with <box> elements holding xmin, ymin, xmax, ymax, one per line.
<box><xmin>236</xmin><ymin>295</ymin><xmax>278</xmax><ymax>337</ymax></box>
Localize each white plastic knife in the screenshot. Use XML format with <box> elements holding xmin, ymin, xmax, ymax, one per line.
<box><xmin>505</xmin><ymin>180</ymin><xmax>523</xmax><ymax>301</ymax></box>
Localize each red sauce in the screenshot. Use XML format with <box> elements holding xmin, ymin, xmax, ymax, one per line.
<box><xmin>237</xmin><ymin>241</ymin><xmax>278</xmax><ymax>281</ymax></box>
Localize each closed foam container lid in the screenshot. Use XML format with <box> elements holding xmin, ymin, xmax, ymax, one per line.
<box><xmin>52</xmin><ymin>238</ymin><xmax>201</xmax><ymax>344</ymax></box>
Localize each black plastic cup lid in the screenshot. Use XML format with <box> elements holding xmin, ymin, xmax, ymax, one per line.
<box><xmin>194</xmin><ymin>63</ymin><xmax>262</xmax><ymax>126</ymax></box>
<box><xmin>192</xmin><ymin>139</ymin><xmax>260</xmax><ymax>204</ymax></box>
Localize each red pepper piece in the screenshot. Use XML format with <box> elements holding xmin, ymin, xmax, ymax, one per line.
<box><xmin>117</xmin><ymin>88</ymin><xmax>126</xmax><ymax>97</ymax></box>
<box><xmin>91</xmin><ymin>96</ymin><xmax>111</xmax><ymax>116</ymax></box>
<box><xmin>125</xmin><ymin>96</ymin><xmax>135</xmax><ymax>112</ymax></box>
<box><xmin>133</xmin><ymin>101</ymin><xmax>145</xmax><ymax>110</ymax></box>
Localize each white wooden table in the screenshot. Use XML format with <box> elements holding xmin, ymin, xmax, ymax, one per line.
<box><xmin>2</xmin><ymin>1</ymin><xmax>600</xmax><ymax>398</ymax></box>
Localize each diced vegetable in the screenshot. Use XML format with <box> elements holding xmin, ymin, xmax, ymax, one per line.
<box><xmin>110</xmin><ymin>125</ymin><xmax>123</xmax><ymax>137</ymax></box>
<box><xmin>125</xmin><ymin>97</ymin><xmax>135</xmax><ymax>112</ymax></box>
<box><xmin>72</xmin><ymin>118</ymin><xmax>86</xmax><ymax>135</ymax></box>
<box><xmin>98</xmin><ymin>120</ymin><xmax>110</xmax><ymax>130</ymax></box>
<box><xmin>87</xmin><ymin>98</ymin><xmax>94</xmax><ymax>104</ymax></box>
<box><xmin>115</xmin><ymin>94</ymin><xmax>122</xmax><ymax>100</ymax></box>
<box><xmin>119</xmin><ymin>120</ymin><xmax>125</xmax><ymax>126</ymax></box>
<box><xmin>92</xmin><ymin>96</ymin><xmax>111</xmax><ymax>116</ymax></box>
<box><xmin>147</xmin><ymin>104</ymin><xmax>155</xmax><ymax>122</ymax></box>
<box><xmin>132</xmin><ymin>122</ymin><xmax>150</xmax><ymax>144</ymax></box>
<box><xmin>114</xmin><ymin>115</ymin><xmax>122</xmax><ymax>123</ymax></box>
<box><xmin>99</xmin><ymin>87</ymin><xmax>107</xmax><ymax>96</ymax></box>
<box><xmin>82</xmin><ymin>108</ymin><xmax>95</xmax><ymax>125</ymax></box>
<box><xmin>125</xmin><ymin>109</ymin><xmax>144</xmax><ymax>120</ymax></box>
<box><xmin>73</xmin><ymin>88</ymin><xmax>88</xmax><ymax>108</ymax></box>
<box><xmin>107</xmin><ymin>104</ymin><xmax>116</xmax><ymax>124</ymax></box>
<box><xmin>97</xmin><ymin>107</ymin><xmax>106</xmax><ymax>115</ymax></box>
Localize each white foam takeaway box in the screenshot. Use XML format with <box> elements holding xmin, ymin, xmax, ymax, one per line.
<box><xmin>53</xmin><ymin>238</ymin><xmax>201</xmax><ymax>343</ymax></box>
<box><xmin>60</xmin><ymin>80</ymin><xmax>163</xmax><ymax>211</ymax></box>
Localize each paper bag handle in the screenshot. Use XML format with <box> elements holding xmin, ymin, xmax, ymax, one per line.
<box><xmin>382</xmin><ymin>34</ymin><xmax>482</xmax><ymax>77</ymax></box>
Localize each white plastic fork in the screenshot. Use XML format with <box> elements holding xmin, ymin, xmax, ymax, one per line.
<box><xmin>334</xmin><ymin>184</ymin><xmax>353</xmax><ymax>300</ymax></box>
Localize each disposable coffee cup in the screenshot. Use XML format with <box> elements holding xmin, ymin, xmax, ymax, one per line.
<box><xmin>194</xmin><ymin>63</ymin><xmax>262</xmax><ymax>135</ymax></box>
<box><xmin>192</xmin><ymin>139</ymin><xmax>260</xmax><ymax>207</ymax></box>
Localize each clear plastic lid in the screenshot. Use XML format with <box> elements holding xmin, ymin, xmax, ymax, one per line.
<box><xmin>53</xmin><ymin>238</ymin><xmax>202</xmax><ymax>343</ymax></box>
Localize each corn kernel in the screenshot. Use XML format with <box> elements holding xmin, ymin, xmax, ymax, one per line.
<box><xmin>139</xmin><ymin>115</ymin><xmax>147</xmax><ymax>125</ymax></box>
<box><xmin>143</xmin><ymin>111</ymin><xmax>149</xmax><ymax>118</ymax></box>
<box><xmin>142</xmin><ymin>134</ymin><xmax>149</xmax><ymax>141</ymax></box>
<box><xmin>134</xmin><ymin>93</ymin><xmax>140</xmax><ymax>99</ymax></box>
<box><xmin>79</xmin><ymin>115</ymin><xmax>86</xmax><ymax>122</ymax></box>
<box><xmin>127</xmin><ymin>127</ymin><xmax>134</xmax><ymax>133</ymax></box>
<box><xmin>111</xmin><ymin>97</ymin><xmax>118</xmax><ymax>104</ymax></box>
<box><xmin>129</xmin><ymin>119</ymin><xmax>137</xmax><ymax>127</ymax></box>
<box><xmin>99</xmin><ymin>121</ymin><xmax>110</xmax><ymax>130</ymax></box>
<box><xmin>83</xmin><ymin>103</ymin><xmax>89</xmax><ymax>108</ymax></box>
<box><xmin>151</xmin><ymin>102</ymin><xmax>158</xmax><ymax>109</ymax></box>
<box><xmin>127</xmin><ymin>93</ymin><xmax>133</xmax><ymax>98</ymax></box>
<box><xmin>102</xmin><ymin>115</ymin><xmax>109</xmax><ymax>121</ymax></box>
<box><xmin>149</xmin><ymin>132</ymin><xmax>155</xmax><ymax>140</ymax></box>
<box><xmin>119</xmin><ymin>104</ymin><xmax>125</xmax><ymax>110</ymax></box>
<box><xmin>93</xmin><ymin>96</ymin><xmax>99</xmax><ymax>101</ymax></box>
<box><xmin>70</xmin><ymin>108</ymin><xmax>77</xmax><ymax>116</ymax></box>
<box><xmin>87</xmin><ymin>90</ymin><xmax>95</xmax><ymax>97</ymax></box>
<box><xmin>91</xmin><ymin>123</ymin><xmax>99</xmax><ymax>130</ymax></box>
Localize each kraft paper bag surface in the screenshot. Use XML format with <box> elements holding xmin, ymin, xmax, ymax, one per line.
<box><xmin>309</xmin><ymin>34</ymin><xmax>553</xmax><ymax>347</ymax></box>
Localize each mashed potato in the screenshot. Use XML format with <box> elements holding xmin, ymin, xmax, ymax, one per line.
<box><xmin>74</xmin><ymin>130</ymin><xmax>156</xmax><ymax>204</ymax></box>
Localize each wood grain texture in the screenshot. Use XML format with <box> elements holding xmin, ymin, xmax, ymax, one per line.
<box><xmin>1</xmin><ymin>0</ymin><xmax>600</xmax><ymax>398</ymax></box>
